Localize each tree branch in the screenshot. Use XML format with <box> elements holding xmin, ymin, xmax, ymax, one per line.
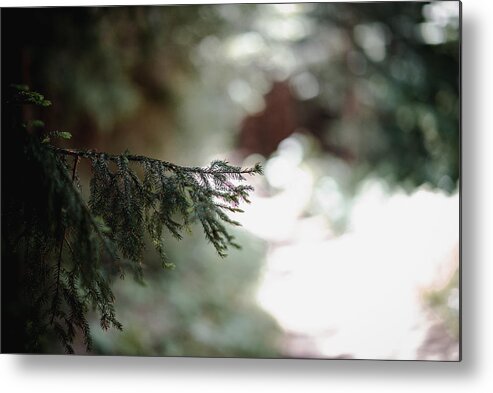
<box><xmin>49</xmin><ymin>147</ymin><xmax>262</xmax><ymax>176</ymax></box>
<box><xmin>51</xmin><ymin>156</ymin><xmax>79</xmax><ymax>324</ymax></box>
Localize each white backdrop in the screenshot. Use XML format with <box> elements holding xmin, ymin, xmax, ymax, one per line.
<box><xmin>1</xmin><ymin>0</ymin><xmax>490</xmax><ymax>391</ymax></box>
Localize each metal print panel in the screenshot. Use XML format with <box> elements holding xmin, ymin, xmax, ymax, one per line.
<box><xmin>1</xmin><ymin>1</ymin><xmax>460</xmax><ymax>360</ymax></box>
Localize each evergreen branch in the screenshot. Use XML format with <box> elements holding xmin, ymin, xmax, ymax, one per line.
<box><xmin>51</xmin><ymin>156</ymin><xmax>79</xmax><ymax>324</ymax></box>
<box><xmin>50</xmin><ymin>147</ymin><xmax>262</xmax><ymax>176</ymax></box>
<box><xmin>4</xmin><ymin>85</ymin><xmax>264</xmax><ymax>353</ymax></box>
<box><xmin>54</xmin><ymin>153</ymin><xmax>118</xmax><ymax>260</ymax></box>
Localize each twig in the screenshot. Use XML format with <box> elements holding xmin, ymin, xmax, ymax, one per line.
<box><xmin>49</xmin><ymin>147</ymin><xmax>261</xmax><ymax>175</ymax></box>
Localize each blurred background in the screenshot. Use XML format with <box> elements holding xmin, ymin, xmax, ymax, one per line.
<box><xmin>2</xmin><ymin>2</ymin><xmax>460</xmax><ymax>360</ymax></box>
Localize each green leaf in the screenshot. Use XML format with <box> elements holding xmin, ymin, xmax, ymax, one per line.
<box><xmin>53</xmin><ymin>131</ymin><xmax>72</xmax><ymax>140</ymax></box>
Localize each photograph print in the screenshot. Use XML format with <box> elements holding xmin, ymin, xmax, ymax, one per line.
<box><xmin>1</xmin><ymin>1</ymin><xmax>460</xmax><ymax>360</ymax></box>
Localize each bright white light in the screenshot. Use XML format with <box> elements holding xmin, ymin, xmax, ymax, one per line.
<box><xmin>237</xmin><ymin>165</ymin><xmax>314</xmax><ymax>242</ymax></box>
<box><xmin>314</xmin><ymin>176</ymin><xmax>345</xmax><ymax>220</ymax></box>
<box><xmin>290</xmin><ymin>72</ymin><xmax>320</xmax><ymax>100</ymax></box>
<box><xmin>271</xmin><ymin>3</ymin><xmax>304</xmax><ymax>15</ymax></box>
<box><xmin>267</xmin><ymin>46</ymin><xmax>299</xmax><ymax>80</ymax></box>
<box><xmin>227</xmin><ymin>79</ymin><xmax>266</xmax><ymax>114</ymax></box>
<box><xmin>354</xmin><ymin>23</ymin><xmax>388</xmax><ymax>62</ymax></box>
<box><xmin>419</xmin><ymin>22</ymin><xmax>446</xmax><ymax>45</ymax></box>
<box><xmin>259</xmin><ymin>16</ymin><xmax>312</xmax><ymax>42</ymax></box>
<box><xmin>278</xmin><ymin>136</ymin><xmax>304</xmax><ymax>166</ymax></box>
<box><xmin>423</xmin><ymin>2</ymin><xmax>460</xmax><ymax>28</ymax></box>
<box><xmin>224</xmin><ymin>32</ymin><xmax>267</xmax><ymax>62</ymax></box>
<box><xmin>264</xmin><ymin>135</ymin><xmax>306</xmax><ymax>188</ymax></box>
<box><xmin>264</xmin><ymin>155</ymin><xmax>296</xmax><ymax>189</ymax></box>
<box><xmin>253</xmin><ymin>180</ymin><xmax>459</xmax><ymax>360</ymax></box>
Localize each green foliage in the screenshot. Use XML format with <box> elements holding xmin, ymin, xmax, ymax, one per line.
<box><xmin>2</xmin><ymin>86</ymin><xmax>261</xmax><ymax>353</ymax></box>
<box><xmin>91</xmin><ymin>230</ymin><xmax>280</xmax><ymax>357</ymax></box>
<box><xmin>42</xmin><ymin>131</ymin><xmax>72</xmax><ymax>144</ymax></box>
<box><xmin>9</xmin><ymin>84</ymin><xmax>52</xmax><ymax>107</ymax></box>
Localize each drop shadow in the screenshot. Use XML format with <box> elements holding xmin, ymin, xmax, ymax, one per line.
<box><xmin>5</xmin><ymin>3</ymin><xmax>478</xmax><ymax>381</ymax></box>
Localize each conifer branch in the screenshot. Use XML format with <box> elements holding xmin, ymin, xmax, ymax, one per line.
<box><xmin>51</xmin><ymin>156</ymin><xmax>79</xmax><ymax>324</ymax></box>
<box><xmin>50</xmin><ymin>147</ymin><xmax>263</xmax><ymax>176</ymax></box>
<box><xmin>4</xmin><ymin>85</ymin><xmax>263</xmax><ymax>353</ymax></box>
